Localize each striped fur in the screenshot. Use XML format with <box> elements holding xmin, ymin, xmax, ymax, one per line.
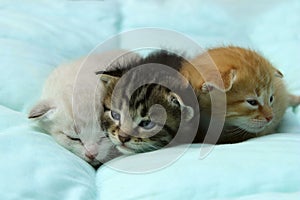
<box><xmin>98</xmin><ymin>51</ymin><xmax>194</xmax><ymax>154</ymax></box>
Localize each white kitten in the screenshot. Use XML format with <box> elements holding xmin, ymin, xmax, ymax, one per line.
<box><xmin>29</xmin><ymin>50</ymin><xmax>137</xmax><ymax>167</ymax></box>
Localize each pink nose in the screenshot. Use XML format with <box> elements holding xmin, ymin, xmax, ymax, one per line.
<box><xmin>84</xmin><ymin>144</ymin><xmax>98</xmax><ymax>160</ymax></box>
<box><xmin>85</xmin><ymin>151</ymin><xmax>98</xmax><ymax>160</ymax></box>
<box><xmin>265</xmin><ymin>115</ymin><xmax>273</xmax><ymax>122</ymax></box>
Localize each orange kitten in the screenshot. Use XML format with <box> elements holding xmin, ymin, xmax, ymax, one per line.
<box><xmin>181</xmin><ymin>46</ymin><xmax>300</xmax><ymax>143</ymax></box>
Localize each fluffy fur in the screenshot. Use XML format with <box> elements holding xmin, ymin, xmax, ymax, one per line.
<box><xmin>97</xmin><ymin>51</ymin><xmax>195</xmax><ymax>154</ymax></box>
<box><xmin>181</xmin><ymin>46</ymin><xmax>300</xmax><ymax>143</ymax></box>
<box><xmin>28</xmin><ymin>51</ymin><xmax>137</xmax><ymax>167</ymax></box>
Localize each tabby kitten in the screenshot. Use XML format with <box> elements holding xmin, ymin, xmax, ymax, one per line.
<box><xmin>181</xmin><ymin>46</ymin><xmax>300</xmax><ymax>143</ymax></box>
<box><xmin>97</xmin><ymin>51</ymin><xmax>195</xmax><ymax>154</ymax></box>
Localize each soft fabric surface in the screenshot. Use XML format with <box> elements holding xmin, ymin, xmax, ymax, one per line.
<box><xmin>0</xmin><ymin>0</ymin><xmax>299</xmax><ymax>200</ymax></box>
<box><xmin>0</xmin><ymin>129</ymin><xmax>96</xmax><ymax>200</ymax></box>
<box><xmin>0</xmin><ymin>0</ymin><xmax>119</xmax><ymax>112</ymax></box>
<box><xmin>98</xmin><ymin>134</ymin><xmax>300</xmax><ymax>199</ymax></box>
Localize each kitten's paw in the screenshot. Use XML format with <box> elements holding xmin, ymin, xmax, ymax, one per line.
<box><xmin>289</xmin><ymin>94</ymin><xmax>300</xmax><ymax>112</ymax></box>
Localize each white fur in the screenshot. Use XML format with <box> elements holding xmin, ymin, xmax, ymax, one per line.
<box><xmin>29</xmin><ymin>50</ymin><xmax>139</xmax><ymax>166</ymax></box>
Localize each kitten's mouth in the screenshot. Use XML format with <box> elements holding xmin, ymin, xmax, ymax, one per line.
<box><xmin>228</xmin><ymin>119</ymin><xmax>271</xmax><ymax>133</ymax></box>
<box><xmin>241</xmin><ymin>124</ymin><xmax>267</xmax><ymax>133</ymax></box>
<box><xmin>227</xmin><ymin>123</ymin><xmax>267</xmax><ymax>134</ymax></box>
<box><xmin>86</xmin><ymin>158</ymin><xmax>101</xmax><ymax>168</ymax></box>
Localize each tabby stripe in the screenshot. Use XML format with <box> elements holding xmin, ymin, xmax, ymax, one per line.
<box><xmin>103</xmin><ymin>104</ymin><xmax>110</xmax><ymax>112</ymax></box>
<box><xmin>120</xmin><ymin>85</ymin><xmax>130</xmax><ymax>108</ymax></box>
<box><xmin>134</xmin><ymin>84</ymin><xmax>157</xmax><ymax>108</ymax></box>
<box><xmin>145</xmin><ymin>84</ymin><xmax>157</xmax><ymax>100</ymax></box>
<box><xmin>163</xmin><ymin>124</ymin><xmax>176</xmax><ymax>136</ymax></box>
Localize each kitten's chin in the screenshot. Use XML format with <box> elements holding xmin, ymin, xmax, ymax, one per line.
<box><xmin>226</xmin><ymin>123</ymin><xmax>267</xmax><ymax>134</ymax></box>
<box><xmin>239</xmin><ymin>124</ymin><xmax>267</xmax><ymax>133</ymax></box>
<box><xmin>116</xmin><ymin>145</ymin><xmax>136</xmax><ymax>155</ymax></box>
<box><xmin>88</xmin><ymin>159</ymin><xmax>102</xmax><ymax>168</ymax></box>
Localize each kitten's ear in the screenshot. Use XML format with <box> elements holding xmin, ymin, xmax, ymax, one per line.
<box><xmin>96</xmin><ymin>71</ymin><xmax>119</xmax><ymax>87</ymax></box>
<box><xmin>202</xmin><ymin>69</ymin><xmax>236</xmax><ymax>93</ymax></box>
<box><xmin>168</xmin><ymin>92</ymin><xmax>194</xmax><ymax>121</ymax></box>
<box><xmin>28</xmin><ymin>100</ymin><xmax>56</xmax><ymax>120</ymax></box>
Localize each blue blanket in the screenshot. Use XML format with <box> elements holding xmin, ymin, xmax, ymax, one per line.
<box><xmin>0</xmin><ymin>0</ymin><xmax>299</xmax><ymax>199</ymax></box>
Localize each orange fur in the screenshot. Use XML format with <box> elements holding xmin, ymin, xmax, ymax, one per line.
<box><xmin>181</xmin><ymin>46</ymin><xmax>300</xmax><ymax>143</ymax></box>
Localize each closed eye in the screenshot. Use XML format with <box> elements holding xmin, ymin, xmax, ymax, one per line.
<box><xmin>66</xmin><ymin>135</ymin><xmax>81</xmax><ymax>142</ymax></box>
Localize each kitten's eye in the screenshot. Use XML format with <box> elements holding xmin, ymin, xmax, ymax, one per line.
<box><xmin>170</xmin><ymin>96</ymin><xmax>180</xmax><ymax>106</ymax></box>
<box><xmin>246</xmin><ymin>99</ymin><xmax>258</xmax><ymax>106</ymax></box>
<box><xmin>270</xmin><ymin>95</ymin><xmax>274</xmax><ymax>103</ymax></box>
<box><xmin>66</xmin><ymin>135</ymin><xmax>81</xmax><ymax>142</ymax></box>
<box><xmin>139</xmin><ymin>120</ymin><xmax>156</xmax><ymax>130</ymax></box>
<box><xmin>111</xmin><ymin>110</ymin><xmax>120</xmax><ymax>121</ymax></box>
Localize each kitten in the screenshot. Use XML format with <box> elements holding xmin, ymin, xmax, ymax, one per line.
<box><xmin>28</xmin><ymin>51</ymin><xmax>136</xmax><ymax>167</ymax></box>
<box><xmin>96</xmin><ymin>51</ymin><xmax>195</xmax><ymax>155</ymax></box>
<box><xmin>180</xmin><ymin>46</ymin><xmax>300</xmax><ymax>143</ymax></box>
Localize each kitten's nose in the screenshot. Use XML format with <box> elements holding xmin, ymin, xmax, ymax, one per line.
<box><xmin>265</xmin><ymin>115</ymin><xmax>273</xmax><ymax>122</ymax></box>
<box><xmin>85</xmin><ymin>151</ymin><xmax>98</xmax><ymax>160</ymax></box>
<box><xmin>118</xmin><ymin>134</ymin><xmax>131</xmax><ymax>143</ymax></box>
<box><xmin>84</xmin><ymin>144</ymin><xmax>98</xmax><ymax>160</ymax></box>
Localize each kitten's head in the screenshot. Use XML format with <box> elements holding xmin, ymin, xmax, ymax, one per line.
<box><xmin>198</xmin><ymin>46</ymin><xmax>284</xmax><ymax>133</ymax></box>
<box><xmin>28</xmin><ymin>99</ymin><xmax>118</xmax><ymax>167</ymax></box>
<box><xmin>98</xmin><ymin>72</ymin><xmax>194</xmax><ymax>155</ymax></box>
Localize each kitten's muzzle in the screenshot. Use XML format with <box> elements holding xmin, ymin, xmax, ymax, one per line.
<box><xmin>84</xmin><ymin>144</ymin><xmax>99</xmax><ymax>160</ymax></box>
<box><xmin>118</xmin><ymin>130</ymin><xmax>134</xmax><ymax>144</ymax></box>
<box><xmin>85</xmin><ymin>151</ymin><xmax>98</xmax><ymax>160</ymax></box>
<box><xmin>118</xmin><ymin>133</ymin><xmax>131</xmax><ymax>143</ymax></box>
<box><xmin>265</xmin><ymin>115</ymin><xmax>273</xmax><ymax>123</ymax></box>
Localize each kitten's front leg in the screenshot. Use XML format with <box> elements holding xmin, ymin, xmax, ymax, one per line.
<box><xmin>289</xmin><ymin>94</ymin><xmax>300</xmax><ymax>110</ymax></box>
